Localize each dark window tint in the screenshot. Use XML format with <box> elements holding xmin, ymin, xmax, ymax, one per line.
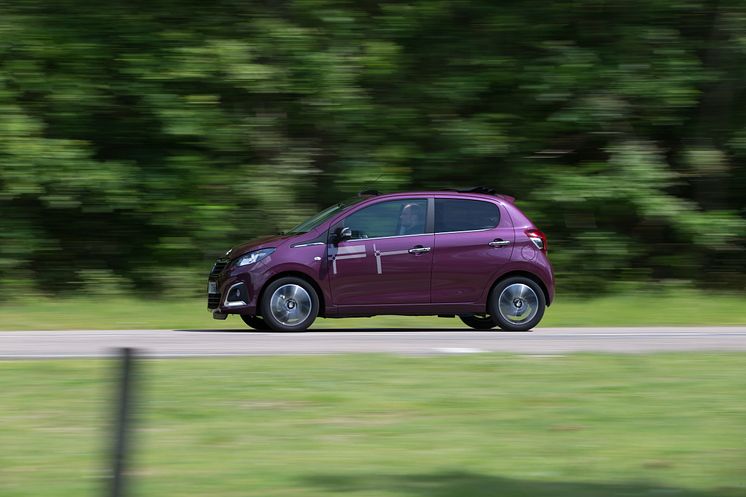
<box><xmin>434</xmin><ymin>199</ymin><xmax>500</xmax><ymax>233</ymax></box>
<box><xmin>343</xmin><ymin>199</ymin><xmax>427</xmax><ymax>239</ymax></box>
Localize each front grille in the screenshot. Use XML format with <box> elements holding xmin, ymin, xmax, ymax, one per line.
<box><xmin>210</xmin><ymin>258</ymin><xmax>230</xmax><ymax>278</ymax></box>
<box><xmin>208</xmin><ymin>294</ymin><xmax>221</xmax><ymax>309</ymax></box>
<box><xmin>207</xmin><ymin>258</ymin><xmax>230</xmax><ymax>309</ymax></box>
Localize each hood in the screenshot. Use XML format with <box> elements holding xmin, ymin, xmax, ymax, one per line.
<box><xmin>227</xmin><ymin>233</ymin><xmax>296</xmax><ymax>260</ymax></box>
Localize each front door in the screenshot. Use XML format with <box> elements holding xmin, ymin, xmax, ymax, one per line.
<box><xmin>329</xmin><ymin>198</ymin><xmax>433</xmax><ymax>306</ymax></box>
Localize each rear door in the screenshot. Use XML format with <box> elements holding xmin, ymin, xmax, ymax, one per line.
<box><xmin>329</xmin><ymin>198</ymin><xmax>433</xmax><ymax>306</ymax></box>
<box><xmin>431</xmin><ymin>197</ymin><xmax>514</xmax><ymax>303</ymax></box>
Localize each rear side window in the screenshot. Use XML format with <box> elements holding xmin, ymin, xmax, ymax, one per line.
<box><xmin>343</xmin><ymin>199</ymin><xmax>427</xmax><ymax>239</ymax></box>
<box><xmin>434</xmin><ymin>199</ymin><xmax>500</xmax><ymax>233</ymax></box>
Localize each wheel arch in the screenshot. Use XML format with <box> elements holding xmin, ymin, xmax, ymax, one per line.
<box><xmin>257</xmin><ymin>271</ymin><xmax>327</xmax><ymax>317</ymax></box>
<box><xmin>490</xmin><ymin>270</ymin><xmax>551</xmax><ymax>307</ymax></box>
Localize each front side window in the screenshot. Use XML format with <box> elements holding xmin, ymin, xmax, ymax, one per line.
<box><xmin>343</xmin><ymin>199</ymin><xmax>427</xmax><ymax>239</ymax></box>
<box><xmin>434</xmin><ymin>198</ymin><xmax>500</xmax><ymax>233</ymax></box>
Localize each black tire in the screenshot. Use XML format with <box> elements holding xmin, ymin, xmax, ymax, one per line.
<box><xmin>488</xmin><ymin>276</ymin><xmax>546</xmax><ymax>332</ymax></box>
<box><xmin>240</xmin><ymin>315</ymin><xmax>270</xmax><ymax>330</ymax></box>
<box><xmin>459</xmin><ymin>314</ymin><xmax>499</xmax><ymax>330</ymax></box>
<box><xmin>260</xmin><ymin>276</ymin><xmax>319</xmax><ymax>332</ymax></box>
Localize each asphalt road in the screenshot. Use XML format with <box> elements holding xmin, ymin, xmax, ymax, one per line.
<box><xmin>1</xmin><ymin>327</ymin><xmax>746</xmax><ymax>358</ymax></box>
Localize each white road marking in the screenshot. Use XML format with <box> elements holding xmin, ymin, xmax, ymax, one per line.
<box><xmin>434</xmin><ymin>347</ymin><xmax>487</xmax><ymax>354</ymax></box>
<box><xmin>519</xmin><ymin>354</ymin><xmax>566</xmax><ymax>358</ymax></box>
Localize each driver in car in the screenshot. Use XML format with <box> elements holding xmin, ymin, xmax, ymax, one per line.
<box><xmin>398</xmin><ymin>202</ymin><xmax>425</xmax><ymax>235</ymax></box>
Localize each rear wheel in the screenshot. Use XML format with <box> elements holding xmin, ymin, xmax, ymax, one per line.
<box><xmin>489</xmin><ymin>277</ymin><xmax>545</xmax><ymax>332</ymax></box>
<box><xmin>459</xmin><ymin>314</ymin><xmax>498</xmax><ymax>330</ymax></box>
<box><xmin>260</xmin><ymin>277</ymin><xmax>319</xmax><ymax>332</ymax></box>
<box><xmin>240</xmin><ymin>315</ymin><xmax>270</xmax><ymax>330</ymax></box>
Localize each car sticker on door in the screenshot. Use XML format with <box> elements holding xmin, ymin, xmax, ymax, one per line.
<box><xmin>373</xmin><ymin>243</ymin><xmax>409</xmax><ymax>274</ymax></box>
<box><xmin>331</xmin><ymin>244</ymin><xmax>366</xmax><ymax>274</ymax></box>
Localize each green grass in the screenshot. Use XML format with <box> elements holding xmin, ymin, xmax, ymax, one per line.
<box><xmin>1</xmin><ymin>354</ymin><xmax>746</xmax><ymax>497</ymax></box>
<box><xmin>0</xmin><ymin>288</ymin><xmax>744</xmax><ymax>330</ymax></box>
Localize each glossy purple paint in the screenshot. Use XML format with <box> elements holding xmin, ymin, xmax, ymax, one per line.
<box><xmin>208</xmin><ymin>191</ymin><xmax>554</xmax><ymax>320</ymax></box>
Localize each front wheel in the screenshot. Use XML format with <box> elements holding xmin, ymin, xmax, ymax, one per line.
<box><xmin>260</xmin><ymin>277</ymin><xmax>319</xmax><ymax>332</ymax></box>
<box><xmin>459</xmin><ymin>314</ymin><xmax>498</xmax><ymax>330</ymax></box>
<box><xmin>240</xmin><ymin>315</ymin><xmax>270</xmax><ymax>330</ymax></box>
<box><xmin>488</xmin><ymin>277</ymin><xmax>546</xmax><ymax>332</ymax></box>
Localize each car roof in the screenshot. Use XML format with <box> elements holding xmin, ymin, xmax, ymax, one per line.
<box><xmin>360</xmin><ymin>191</ymin><xmax>516</xmax><ymax>203</ymax></box>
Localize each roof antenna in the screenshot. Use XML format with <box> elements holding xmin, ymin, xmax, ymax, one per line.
<box><xmin>358</xmin><ymin>172</ymin><xmax>383</xmax><ymax>196</ymax></box>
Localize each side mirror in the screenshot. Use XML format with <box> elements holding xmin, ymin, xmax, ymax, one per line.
<box><xmin>333</xmin><ymin>226</ymin><xmax>353</xmax><ymax>244</ymax></box>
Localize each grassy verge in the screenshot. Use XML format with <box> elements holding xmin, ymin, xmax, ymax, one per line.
<box><xmin>1</xmin><ymin>353</ymin><xmax>745</xmax><ymax>497</ymax></box>
<box><xmin>0</xmin><ymin>289</ymin><xmax>744</xmax><ymax>330</ymax></box>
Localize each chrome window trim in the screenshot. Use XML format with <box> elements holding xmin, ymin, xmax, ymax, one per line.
<box><xmin>344</xmin><ymin>232</ymin><xmax>432</xmax><ymax>243</ymax></box>
<box><xmin>223</xmin><ymin>282</ymin><xmax>248</xmax><ymax>307</ymax></box>
<box><xmin>291</xmin><ymin>241</ymin><xmax>325</xmax><ymax>248</ymax></box>
<box><xmin>434</xmin><ymin>227</ymin><xmax>494</xmax><ymax>235</ymax></box>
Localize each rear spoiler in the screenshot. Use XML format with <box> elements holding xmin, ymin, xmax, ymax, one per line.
<box><xmin>494</xmin><ymin>194</ymin><xmax>515</xmax><ymax>203</ymax></box>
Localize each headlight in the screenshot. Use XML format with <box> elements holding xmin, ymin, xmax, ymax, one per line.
<box><xmin>236</xmin><ymin>248</ymin><xmax>275</xmax><ymax>266</ymax></box>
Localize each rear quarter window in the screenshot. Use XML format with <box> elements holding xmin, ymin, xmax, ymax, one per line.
<box><xmin>434</xmin><ymin>198</ymin><xmax>500</xmax><ymax>233</ymax></box>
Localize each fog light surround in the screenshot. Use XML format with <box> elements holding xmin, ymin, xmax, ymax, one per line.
<box><xmin>224</xmin><ymin>282</ymin><xmax>249</xmax><ymax>307</ymax></box>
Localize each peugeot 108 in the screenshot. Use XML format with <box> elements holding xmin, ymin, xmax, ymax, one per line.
<box><xmin>207</xmin><ymin>187</ymin><xmax>554</xmax><ymax>332</ymax></box>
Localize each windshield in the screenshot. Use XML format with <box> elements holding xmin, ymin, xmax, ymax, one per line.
<box><xmin>286</xmin><ymin>196</ymin><xmax>367</xmax><ymax>235</ymax></box>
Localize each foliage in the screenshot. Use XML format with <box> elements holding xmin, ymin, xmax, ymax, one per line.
<box><xmin>0</xmin><ymin>1</ymin><xmax>744</xmax><ymax>296</ymax></box>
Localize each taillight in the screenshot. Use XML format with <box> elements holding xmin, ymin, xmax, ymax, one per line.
<box><xmin>525</xmin><ymin>229</ymin><xmax>547</xmax><ymax>253</ymax></box>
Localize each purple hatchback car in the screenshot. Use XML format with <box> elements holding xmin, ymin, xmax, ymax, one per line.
<box><xmin>208</xmin><ymin>187</ymin><xmax>554</xmax><ymax>332</ymax></box>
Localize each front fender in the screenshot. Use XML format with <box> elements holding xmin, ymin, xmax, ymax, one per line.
<box><xmin>254</xmin><ymin>257</ymin><xmax>332</xmax><ymax>314</ymax></box>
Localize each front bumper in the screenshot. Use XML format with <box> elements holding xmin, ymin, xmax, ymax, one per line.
<box><xmin>207</xmin><ymin>258</ymin><xmax>261</xmax><ymax>318</ymax></box>
<box><xmin>207</xmin><ymin>258</ymin><xmax>229</xmax><ymax>310</ymax></box>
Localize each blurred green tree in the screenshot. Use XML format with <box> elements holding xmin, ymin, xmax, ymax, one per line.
<box><xmin>0</xmin><ymin>0</ymin><xmax>743</xmax><ymax>297</ymax></box>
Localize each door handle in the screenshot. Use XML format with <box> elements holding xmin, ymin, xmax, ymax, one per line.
<box><xmin>408</xmin><ymin>246</ymin><xmax>431</xmax><ymax>254</ymax></box>
<box><xmin>489</xmin><ymin>239</ymin><xmax>511</xmax><ymax>247</ymax></box>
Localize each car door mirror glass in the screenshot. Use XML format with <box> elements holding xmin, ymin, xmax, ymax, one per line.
<box><xmin>333</xmin><ymin>226</ymin><xmax>353</xmax><ymax>244</ymax></box>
